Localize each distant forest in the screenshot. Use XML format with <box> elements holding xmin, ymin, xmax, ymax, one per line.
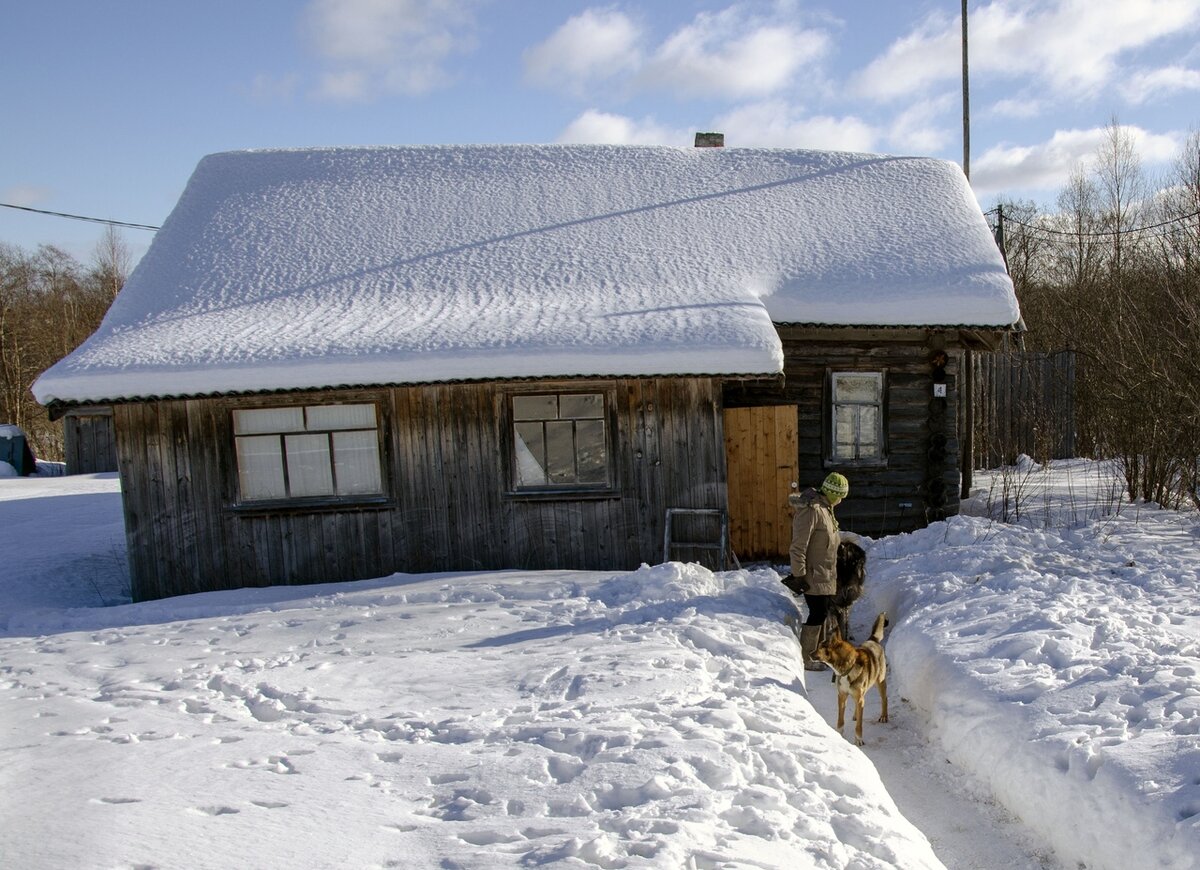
<box><xmin>1</xmin><ymin>226</ymin><xmax>128</xmax><ymax>460</ymax></box>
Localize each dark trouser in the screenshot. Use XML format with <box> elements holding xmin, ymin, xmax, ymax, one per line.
<box><xmin>803</xmin><ymin>593</ymin><xmax>831</xmax><ymax>627</ymax></box>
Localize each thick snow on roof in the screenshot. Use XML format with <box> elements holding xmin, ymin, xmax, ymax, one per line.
<box><xmin>34</xmin><ymin>145</ymin><xmax>1018</xmax><ymax>405</ymax></box>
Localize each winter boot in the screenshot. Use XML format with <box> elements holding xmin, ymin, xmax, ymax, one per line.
<box><xmin>799</xmin><ymin>624</ymin><xmax>827</xmax><ymax>671</ymax></box>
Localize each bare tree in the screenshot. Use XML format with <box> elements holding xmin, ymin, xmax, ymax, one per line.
<box><xmin>1093</xmin><ymin>118</ymin><xmax>1150</xmax><ymax>282</ymax></box>
<box><xmin>92</xmin><ymin>225</ymin><xmax>131</xmax><ymax>304</ymax></box>
<box><xmin>989</xmin><ymin>121</ymin><xmax>1200</xmax><ymax>509</ymax></box>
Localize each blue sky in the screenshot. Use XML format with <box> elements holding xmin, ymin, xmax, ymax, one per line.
<box><xmin>3</xmin><ymin>0</ymin><xmax>1198</xmax><ymax>265</ymax></box>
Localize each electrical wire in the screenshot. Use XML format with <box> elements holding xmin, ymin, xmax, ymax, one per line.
<box><xmin>0</xmin><ymin>202</ymin><xmax>160</xmax><ymax>231</ymax></box>
<box><xmin>984</xmin><ymin>207</ymin><xmax>1200</xmax><ymax>238</ymax></box>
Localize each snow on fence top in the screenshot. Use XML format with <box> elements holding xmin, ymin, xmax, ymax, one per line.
<box><xmin>33</xmin><ymin>144</ymin><xmax>1019</xmax><ymax>405</ymax></box>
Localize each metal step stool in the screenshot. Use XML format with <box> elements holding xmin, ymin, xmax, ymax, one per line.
<box><xmin>662</xmin><ymin>508</ymin><xmax>737</xmax><ymax>570</ymax></box>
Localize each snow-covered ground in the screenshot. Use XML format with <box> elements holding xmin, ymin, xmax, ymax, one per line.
<box><xmin>1</xmin><ymin>459</ymin><xmax>1197</xmax><ymax>869</ymax></box>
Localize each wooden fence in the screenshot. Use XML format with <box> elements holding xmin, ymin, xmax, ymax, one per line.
<box><xmin>969</xmin><ymin>349</ymin><xmax>1076</xmax><ymax>469</ymax></box>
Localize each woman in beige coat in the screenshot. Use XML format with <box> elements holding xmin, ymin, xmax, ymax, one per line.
<box><xmin>788</xmin><ymin>472</ymin><xmax>849</xmax><ymax>671</ymax></box>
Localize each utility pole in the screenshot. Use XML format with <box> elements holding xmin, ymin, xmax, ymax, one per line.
<box><xmin>962</xmin><ymin>0</ymin><xmax>970</xmax><ymax>180</ymax></box>
<box><xmin>960</xmin><ymin>0</ymin><xmax>974</xmax><ymax>500</ymax></box>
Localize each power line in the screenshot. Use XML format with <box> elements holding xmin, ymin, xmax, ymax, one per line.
<box><xmin>986</xmin><ymin>207</ymin><xmax>1200</xmax><ymax>238</ymax></box>
<box><xmin>0</xmin><ymin>202</ymin><xmax>160</xmax><ymax>231</ymax></box>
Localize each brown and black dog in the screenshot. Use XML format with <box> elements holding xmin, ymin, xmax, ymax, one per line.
<box><xmin>831</xmin><ymin>539</ymin><xmax>866</xmax><ymax>641</ymax></box>
<box><xmin>813</xmin><ymin>612</ymin><xmax>889</xmax><ymax>746</ymax></box>
<box><xmin>780</xmin><ymin>539</ymin><xmax>866</xmax><ymax>640</ymax></box>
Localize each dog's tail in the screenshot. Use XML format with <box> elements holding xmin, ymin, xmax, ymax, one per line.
<box><xmin>870</xmin><ymin>612</ymin><xmax>889</xmax><ymax>643</ymax></box>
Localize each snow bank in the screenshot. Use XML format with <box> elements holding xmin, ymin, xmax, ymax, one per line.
<box><xmin>862</xmin><ymin>494</ymin><xmax>1200</xmax><ymax>870</ymax></box>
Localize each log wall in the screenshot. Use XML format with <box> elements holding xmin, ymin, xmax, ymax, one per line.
<box><xmin>724</xmin><ymin>327</ymin><xmax>966</xmax><ymax>539</ymax></box>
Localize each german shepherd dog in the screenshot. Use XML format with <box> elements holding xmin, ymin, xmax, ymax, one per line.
<box><xmin>813</xmin><ymin>612</ymin><xmax>889</xmax><ymax>746</ymax></box>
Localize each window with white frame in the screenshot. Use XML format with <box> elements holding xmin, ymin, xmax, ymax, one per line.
<box><xmin>233</xmin><ymin>403</ymin><xmax>383</xmax><ymax>502</ymax></box>
<box><xmin>511</xmin><ymin>393</ymin><xmax>610</xmax><ymax>490</ymax></box>
<box><xmin>831</xmin><ymin>372</ymin><xmax>884</xmax><ymax>462</ymax></box>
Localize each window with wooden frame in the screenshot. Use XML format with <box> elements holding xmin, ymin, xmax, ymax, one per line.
<box><xmin>510</xmin><ymin>392</ymin><xmax>612</xmax><ymax>492</ymax></box>
<box><xmin>829</xmin><ymin>371</ymin><xmax>886</xmax><ymax>464</ymax></box>
<box><xmin>232</xmin><ymin>403</ymin><xmax>384</xmax><ymax>503</ymax></box>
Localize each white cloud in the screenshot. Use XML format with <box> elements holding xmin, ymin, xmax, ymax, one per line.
<box><xmin>853</xmin><ymin>0</ymin><xmax>1200</xmax><ymax>104</ymax></box>
<box><xmin>1120</xmin><ymin>66</ymin><xmax>1200</xmax><ymax>104</ymax></box>
<box><xmin>527</xmin><ymin>4</ymin><xmax>829</xmax><ymax>101</ymax></box>
<box><xmin>986</xmin><ymin>96</ymin><xmax>1048</xmax><ymax>120</ymax></box>
<box><xmin>246</xmin><ymin>73</ymin><xmax>302</xmax><ymax>103</ymax></box>
<box><xmin>523</xmin><ymin>8</ymin><xmax>642</xmax><ymax>93</ymax></box>
<box><xmin>712</xmin><ymin>101</ymin><xmax>876</xmax><ymax>151</ymax></box>
<box><xmin>313</xmin><ymin>70</ymin><xmax>372</xmax><ymax>102</ymax></box>
<box><xmin>971</xmin><ymin>125</ymin><xmax>1182</xmax><ymax>196</ymax></box>
<box><xmin>303</xmin><ymin>0</ymin><xmax>478</xmax><ymax>100</ymax></box>
<box><xmin>556</xmin><ymin>109</ymin><xmax>685</xmax><ymax>145</ymax></box>
<box><xmin>639</xmin><ymin>8</ymin><xmax>829</xmax><ymax>99</ymax></box>
<box><xmin>3</xmin><ymin>185</ymin><xmax>52</xmax><ymax>207</ymax></box>
<box><xmin>885</xmin><ymin>95</ymin><xmax>955</xmax><ymax>154</ymax></box>
<box><xmin>851</xmin><ymin>14</ymin><xmax>957</xmax><ymax>103</ymax></box>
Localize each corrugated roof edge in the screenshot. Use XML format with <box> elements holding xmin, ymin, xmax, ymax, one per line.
<box><xmin>771</xmin><ymin>321</ymin><xmax>1024</xmax><ymax>330</ymax></box>
<box><xmin>44</xmin><ymin>371</ymin><xmax>783</xmax><ymax>421</ymax></box>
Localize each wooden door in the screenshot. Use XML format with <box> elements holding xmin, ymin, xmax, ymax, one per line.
<box><xmin>723</xmin><ymin>405</ymin><xmax>798</xmax><ymax>562</ymax></box>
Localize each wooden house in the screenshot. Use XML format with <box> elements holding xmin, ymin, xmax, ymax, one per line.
<box><xmin>34</xmin><ymin>144</ymin><xmax>1020</xmax><ymax>600</ymax></box>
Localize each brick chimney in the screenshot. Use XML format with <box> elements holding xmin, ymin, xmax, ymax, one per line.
<box><xmin>694</xmin><ymin>132</ymin><xmax>724</xmax><ymax>148</ymax></box>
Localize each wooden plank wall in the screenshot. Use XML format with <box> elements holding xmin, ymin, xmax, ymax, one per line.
<box><xmin>724</xmin><ymin>327</ymin><xmax>965</xmax><ymax>538</ymax></box>
<box><xmin>64</xmin><ymin>409</ymin><xmax>118</xmax><ymax>475</ymax></box>
<box><xmin>971</xmin><ymin>349</ymin><xmax>1076</xmax><ymax>468</ymax></box>
<box><xmin>113</xmin><ymin>377</ymin><xmax>728</xmax><ymax>601</ymax></box>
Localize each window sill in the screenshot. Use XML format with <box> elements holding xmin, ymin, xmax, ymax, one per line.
<box><xmin>230</xmin><ymin>495</ymin><xmax>395</xmax><ymax>515</ymax></box>
<box><xmin>505</xmin><ymin>488</ymin><xmax>621</xmax><ymax>502</ymax></box>
<box><xmin>825</xmin><ymin>458</ymin><xmax>888</xmax><ymax>470</ymax></box>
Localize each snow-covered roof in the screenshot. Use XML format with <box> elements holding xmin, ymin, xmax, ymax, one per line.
<box><xmin>33</xmin><ymin>144</ymin><xmax>1019</xmax><ymax>405</ymax></box>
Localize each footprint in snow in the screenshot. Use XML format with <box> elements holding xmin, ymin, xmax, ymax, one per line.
<box><xmin>191</xmin><ymin>806</ymin><xmax>241</xmax><ymax>816</ymax></box>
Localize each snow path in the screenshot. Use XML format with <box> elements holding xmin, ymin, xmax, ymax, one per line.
<box><xmin>800</xmin><ymin>608</ymin><xmax>1065</xmax><ymax>869</ymax></box>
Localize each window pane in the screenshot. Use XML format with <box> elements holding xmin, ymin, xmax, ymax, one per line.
<box><xmin>285</xmin><ymin>433</ymin><xmax>334</xmax><ymax>497</ymax></box>
<box><xmin>236</xmin><ymin>435</ymin><xmax>287</xmax><ymax>500</ymax></box>
<box><xmin>333</xmin><ymin>430</ymin><xmax>383</xmax><ymax>495</ymax></box>
<box><xmin>834</xmin><ymin>374</ymin><xmax>880</xmax><ymax>403</ymax></box>
<box><xmin>834</xmin><ymin>407</ymin><xmax>857</xmax><ymax>459</ymax></box>
<box><xmin>576</xmin><ymin>419</ymin><xmax>607</xmax><ymax>483</ymax></box>
<box><xmin>513</xmin><ymin>395</ymin><xmax>558</xmax><ymax>421</ymax></box>
<box><xmin>307</xmin><ymin>403</ymin><xmax>376</xmax><ymax>431</ymax></box>
<box><xmin>233</xmin><ymin>407</ymin><xmax>304</xmax><ymax>435</ymax></box>
<box><xmin>559</xmin><ymin>394</ymin><xmax>603</xmax><ymax>419</ymax></box>
<box><xmin>859</xmin><ymin>407</ymin><xmax>880</xmax><ymax>457</ymax></box>
<box><xmin>514</xmin><ymin>421</ymin><xmax>546</xmax><ymax>486</ymax></box>
<box><xmin>546</xmin><ymin>420</ymin><xmax>576</xmax><ymax>483</ymax></box>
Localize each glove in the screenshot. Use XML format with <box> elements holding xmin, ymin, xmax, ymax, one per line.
<box><xmin>780</xmin><ymin>573</ymin><xmax>810</xmax><ymax>596</ymax></box>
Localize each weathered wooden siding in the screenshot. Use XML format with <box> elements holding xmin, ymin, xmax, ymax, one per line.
<box><xmin>113</xmin><ymin>378</ymin><xmax>727</xmax><ymax>601</ymax></box>
<box><xmin>63</xmin><ymin>407</ymin><xmax>118</xmax><ymax>474</ymax></box>
<box><xmin>724</xmin><ymin>327</ymin><xmax>967</xmax><ymax>540</ymax></box>
<box><xmin>971</xmin><ymin>349</ymin><xmax>1076</xmax><ymax>468</ymax></box>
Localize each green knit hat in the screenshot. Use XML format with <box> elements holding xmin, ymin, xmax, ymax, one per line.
<box><xmin>821</xmin><ymin>472</ymin><xmax>849</xmax><ymax>500</ymax></box>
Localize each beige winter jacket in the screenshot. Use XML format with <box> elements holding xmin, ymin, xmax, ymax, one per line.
<box><xmin>788</xmin><ymin>488</ymin><xmax>839</xmax><ymax>596</ymax></box>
